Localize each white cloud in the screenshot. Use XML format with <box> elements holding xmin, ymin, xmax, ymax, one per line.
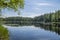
<box><xmin>36</xmin><ymin>3</ymin><xmax>52</xmax><ymax>6</ymax></box>
<box><xmin>21</xmin><ymin>12</ymin><xmax>44</xmax><ymax>18</ymax></box>
<box><xmin>34</xmin><ymin>8</ymin><xmax>39</xmax><ymax>10</ymax></box>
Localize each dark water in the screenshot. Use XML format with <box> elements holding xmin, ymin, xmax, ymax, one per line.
<box><xmin>5</xmin><ymin>25</ymin><xmax>60</xmax><ymax>40</ymax></box>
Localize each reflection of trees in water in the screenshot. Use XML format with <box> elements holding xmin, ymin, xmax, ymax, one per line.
<box><xmin>34</xmin><ymin>24</ymin><xmax>60</xmax><ymax>35</ymax></box>
<box><xmin>5</xmin><ymin>23</ymin><xmax>33</xmax><ymax>27</ymax></box>
<box><xmin>5</xmin><ymin>22</ymin><xmax>60</xmax><ymax>35</ymax></box>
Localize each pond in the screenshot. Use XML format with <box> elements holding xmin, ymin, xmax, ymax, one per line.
<box><xmin>4</xmin><ymin>25</ymin><xmax>60</xmax><ymax>40</ymax></box>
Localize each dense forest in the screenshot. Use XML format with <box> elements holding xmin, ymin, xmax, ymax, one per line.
<box><xmin>34</xmin><ymin>10</ymin><xmax>60</xmax><ymax>22</ymax></box>
<box><xmin>1</xmin><ymin>10</ymin><xmax>60</xmax><ymax>26</ymax></box>
<box><xmin>33</xmin><ymin>10</ymin><xmax>60</xmax><ymax>26</ymax></box>
<box><xmin>3</xmin><ymin>17</ymin><xmax>33</xmax><ymax>25</ymax></box>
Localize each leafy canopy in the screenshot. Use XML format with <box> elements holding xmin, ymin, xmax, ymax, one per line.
<box><xmin>0</xmin><ymin>0</ymin><xmax>24</xmax><ymax>11</ymax></box>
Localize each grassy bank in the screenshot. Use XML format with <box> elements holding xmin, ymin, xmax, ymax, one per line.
<box><xmin>0</xmin><ymin>25</ymin><xmax>9</xmax><ymax>40</ymax></box>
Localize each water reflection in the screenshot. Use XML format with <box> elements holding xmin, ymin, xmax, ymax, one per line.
<box><xmin>5</xmin><ymin>24</ymin><xmax>60</xmax><ymax>35</ymax></box>
<box><xmin>34</xmin><ymin>24</ymin><xmax>60</xmax><ymax>35</ymax></box>
<box><xmin>4</xmin><ymin>24</ymin><xmax>60</xmax><ymax>40</ymax></box>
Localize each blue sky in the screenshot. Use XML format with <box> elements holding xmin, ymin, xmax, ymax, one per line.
<box><xmin>2</xmin><ymin>0</ymin><xmax>60</xmax><ymax>18</ymax></box>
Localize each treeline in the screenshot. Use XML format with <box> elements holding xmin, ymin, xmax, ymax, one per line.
<box><xmin>2</xmin><ymin>10</ymin><xmax>60</xmax><ymax>26</ymax></box>
<box><xmin>3</xmin><ymin>17</ymin><xmax>33</xmax><ymax>25</ymax></box>
<box><xmin>33</xmin><ymin>10</ymin><xmax>60</xmax><ymax>25</ymax></box>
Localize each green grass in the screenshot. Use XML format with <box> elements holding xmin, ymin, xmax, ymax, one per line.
<box><xmin>0</xmin><ymin>25</ymin><xmax>9</xmax><ymax>40</ymax></box>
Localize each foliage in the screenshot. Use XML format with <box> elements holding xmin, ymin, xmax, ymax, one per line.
<box><xmin>0</xmin><ymin>0</ymin><xmax>24</xmax><ymax>11</ymax></box>
<box><xmin>0</xmin><ymin>25</ymin><xmax>9</xmax><ymax>40</ymax></box>
<box><xmin>1</xmin><ymin>10</ymin><xmax>60</xmax><ymax>25</ymax></box>
<box><xmin>3</xmin><ymin>17</ymin><xmax>33</xmax><ymax>25</ymax></box>
<box><xmin>0</xmin><ymin>0</ymin><xmax>24</xmax><ymax>25</ymax></box>
<box><xmin>34</xmin><ymin>10</ymin><xmax>60</xmax><ymax>23</ymax></box>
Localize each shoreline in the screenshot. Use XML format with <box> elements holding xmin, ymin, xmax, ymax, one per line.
<box><xmin>0</xmin><ymin>25</ymin><xmax>9</xmax><ymax>40</ymax></box>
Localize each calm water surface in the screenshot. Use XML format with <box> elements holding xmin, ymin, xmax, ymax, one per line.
<box><xmin>5</xmin><ymin>25</ymin><xmax>60</xmax><ymax>40</ymax></box>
